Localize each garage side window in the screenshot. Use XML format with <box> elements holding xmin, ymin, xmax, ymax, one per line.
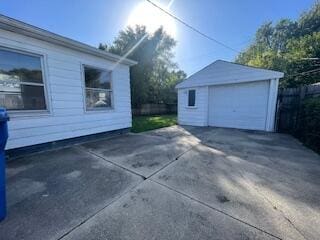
<box><xmin>84</xmin><ymin>66</ymin><xmax>113</xmax><ymax>110</ymax></box>
<box><xmin>0</xmin><ymin>48</ymin><xmax>47</xmax><ymax>111</ymax></box>
<box><xmin>188</xmin><ymin>89</ymin><xmax>196</xmax><ymax>107</ymax></box>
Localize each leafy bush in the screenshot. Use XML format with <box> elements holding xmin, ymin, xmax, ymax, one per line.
<box><xmin>298</xmin><ymin>96</ymin><xmax>320</xmax><ymax>153</ymax></box>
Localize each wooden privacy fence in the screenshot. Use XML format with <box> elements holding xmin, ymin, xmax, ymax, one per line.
<box><xmin>276</xmin><ymin>83</ymin><xmax>320</xmax><ymax>153</ymax></box>
<box><xmin>132</xmin><ymin>103</ymin><xmax>177</xmax><ymax>116</ymax></box>
<box><xmin>276</xmin><ymin>83</ymin><xmax>320</xmax><ymax>132</ymax></box>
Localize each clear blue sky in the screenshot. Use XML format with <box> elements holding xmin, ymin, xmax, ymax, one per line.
<box><xmin>0</xmin><ymin>0</ymin><xmax>315</xmax><ymax>75</ymax></box>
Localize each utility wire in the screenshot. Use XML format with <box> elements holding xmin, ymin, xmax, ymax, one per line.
<box><xmin>179</xmin><ymin>38</ymin><xmax>253</xmax><ymax>63</ymax></box>
<box><xmin>286</xmin><ymin>68</ymin><xmax>320</xmax><ymax>78</ymax></box>
<box><xmin>145</xmin><ymin>0</ymin><xmax>240</xmax><ymax>53</ymax></box>
<box><xmin>146</xmin><ymin>0</ymin><xmax>319</xmax><ymax>77</ymax></box>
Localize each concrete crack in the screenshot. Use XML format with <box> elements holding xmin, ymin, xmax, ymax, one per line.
<box><xmin>232</xmin><ymin>165</ymin><xmax>308</xmax><ymax>240</ymax></box>
<box><xmin>150</xmin><ymin>179</ymin><xmax>282</xmax><ymax>240</ymax></box>
<box><xmin>198</xmin><ymin>140</ymin><xmax>308</xmax><ymax>240</ymax></box>
<box><xmin>255</xmin><ymin>187</ymin><xmax>308</xmax><ymax>240</ymax></box>
<box><xmin>61</xmin><ymin>142</ymin><xmax>199</xmax><ymax>240</ymax></box>
<box><xmin>73</xmin><ymin>135</ymin><xmax>290</xmax><ymax>240</ymax></box>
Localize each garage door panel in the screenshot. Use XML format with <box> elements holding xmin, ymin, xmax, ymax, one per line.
<box><xmin>212</xmin><ymin>118</ymin><xmax>267</xmax><ymax>130</ymax></box>
<box><xmin>208</xmin><ymin>81</ymin><xmax>269</xmax><ymax>130</ymax></box>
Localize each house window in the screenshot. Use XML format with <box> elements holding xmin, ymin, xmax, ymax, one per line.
<box><xmin>188</xmin><ymin>89</ymin><xmax>196</xmax><ymax>107</ymax></box>
<box><xmin>0</xmin><ymin>48</ymin><xmax>47</xmax><ymax>111</ymax></box>
<box><xmin>84</xmin><ymin>66</ymin><xmax>113</xmax><ymax>110</ymax></box>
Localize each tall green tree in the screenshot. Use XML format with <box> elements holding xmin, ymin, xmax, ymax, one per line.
<box><xmin>99</xmin><ymin>25</ymin><xmax>185</xmax><ymax>107</ymax></box>
<box><xmin>236</xmin><ymin>2</ymin><xmax>320</xmax><ymax>87</ymax></box>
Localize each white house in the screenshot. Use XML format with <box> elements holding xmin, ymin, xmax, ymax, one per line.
<box><xmin>0</xmin><ymin>15</ymin><xmax>137</xmax><ymax>150</ymax></box>
<box><xmin>176</xmin><ymin>60</ymin><xmax>284</xmax><ymax>131</ymax></box>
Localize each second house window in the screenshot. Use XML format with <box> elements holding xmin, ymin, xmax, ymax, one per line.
<box><xmin>84</xmin><ymin>66</ymin><xmax>113</xmax><ymax>110</ymax></box>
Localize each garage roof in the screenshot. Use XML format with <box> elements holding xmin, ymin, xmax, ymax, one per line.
<box><xmin>176</xmin><ymin>60</ymin><xmax>284</xmax><ymax>89</ymax></box>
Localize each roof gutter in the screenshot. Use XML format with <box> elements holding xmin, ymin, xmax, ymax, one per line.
<box><xmin>0</xmin><ymin>14</ymin><xmax>137</xmax><ymax>66</ymax></box>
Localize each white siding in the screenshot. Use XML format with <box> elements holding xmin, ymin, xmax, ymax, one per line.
<box><xmin>177</xmin><ymin>87</ymin><xmax>208</xmax><ymax>126</ymax></box>
<box><xmin>0</xmin><ymin>29</ymin><xmax>132</xmax><ymax>150</ymax></box>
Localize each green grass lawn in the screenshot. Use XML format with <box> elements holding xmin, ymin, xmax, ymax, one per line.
<box><xmin>131</xmin><ymin>114</ymin><xmax>177</xmax><ymax>133</ymax></box>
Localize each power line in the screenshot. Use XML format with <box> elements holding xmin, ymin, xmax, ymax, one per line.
<box><xmin>145</xmin><ymin>0</ymin><xmax>240</xmax><ymax>53</ymax></box>
<box><xmin>286</xmin><ymin>68</ymin><xmax>320</xmax><ymax>78</ymax></box>
<box><xmin>145</xmin><ymin>0</ymin><xmax>319</xmax><ymax>77</ymax></box>
<box><xmin>179</xmin><ymin>38</ymin><xmax>254</xmax><ymax>64</ymax></box>
<box><xmin>301</xmin><ymin>58</ymin><xmax>320</xmax><ymax>60</ymax></box>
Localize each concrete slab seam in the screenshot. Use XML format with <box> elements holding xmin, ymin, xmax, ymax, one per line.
<box><xmin>75</xmin><ymin>145</ymin><xmax>147</xmax><ymax>180</ymax></box>
<box><xmin>76</xmin><ymin>140</ymin><xmax>281</xmax><ymax>239</ymax></box>
<box><xmin>57</xmin><ymin>178</ymin><xmax>143</xmax><ymax>240</ymax></box>
<box><xmin>149</xmin><ymin>179</ymin><xmax>282</xmax><ymax>240</ymax></box>
<box><xmin>235</xmin><ymin>168</ymin><xmax>308</xmax><ymax>240</ymax></box>
<box><xmin>197</xmin><ymin>141</ymin><xmax>308</xmax><ymax>240</ymax></box>
<box><xmin>146</xmin><ymin>144</ymin><xmax>199</xmax><ymax>179</ymax></box>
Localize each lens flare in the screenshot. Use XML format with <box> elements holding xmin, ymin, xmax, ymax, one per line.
<box><xmin>127</xmin><ymin>1</ymin><xmax>177</xmax><ymax>37</ymax></box>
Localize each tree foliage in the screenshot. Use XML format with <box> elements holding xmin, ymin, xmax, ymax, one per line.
<box><xmin>99</xmin><ymin>25</ymin><xmax>186</xmax><ymax>107</ymax></box>
<box><xmin>236</xmin><ymin>2</ymin><xmax>320</xmax><ymax>87</ymax></box>
<box><xmin>299</xmin><ymin>96</ymin><xmax>320</xmax><ymax>153</ymax></box>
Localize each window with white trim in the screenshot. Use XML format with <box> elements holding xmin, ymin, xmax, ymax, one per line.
<box><xmin>84</xmin><ymin>66</ymin><xmax>113</xmax><ymax>110</ymax></box>
<box><xmin>0</xmin><ymin>48</ymin><xmax>47</xmax><ymax>111</ymax></box>
<box><xmin>188</xmin><ymin>89</ymin><xmax>196</xmax><ymax>107</ymax></box>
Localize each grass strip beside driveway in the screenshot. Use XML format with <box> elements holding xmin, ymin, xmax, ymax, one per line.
<box><xmin>131</xmin><ymin>114</ymin><xmax>177</xmax><ymax>133</ymax></box>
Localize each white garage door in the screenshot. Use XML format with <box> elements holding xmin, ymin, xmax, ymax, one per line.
<box><xmin>208</xmin><ymin>81</ymin><xmax>270</xmax><ymax>130</ymax></box>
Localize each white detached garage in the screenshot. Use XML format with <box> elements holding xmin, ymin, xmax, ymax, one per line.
<box><xmin>176</xmin><ymin>60</ymin><xmax>284</xmax><ymax>132</ymax></box>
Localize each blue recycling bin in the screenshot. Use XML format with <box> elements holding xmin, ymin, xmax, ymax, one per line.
<box><xmin>0</xmin><ymin>108</ymin><xmax>9</xmax><ymax>221</ymax></box>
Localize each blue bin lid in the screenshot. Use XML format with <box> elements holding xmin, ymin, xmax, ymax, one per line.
<box><xmin>0</xmin><ymin>108</ymin><xmax>9</xmax><ymax>122</ymax></box>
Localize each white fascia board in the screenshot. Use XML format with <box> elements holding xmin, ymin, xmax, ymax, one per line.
<box><xmin>0</xmin><ymin>14</ymin><xmax>137</xmax><ymax>66</ymax></box>
<box><xmin>176</xmin><ymin>73</ymin><xmax>284</xmax><ymax>89</ymax></box>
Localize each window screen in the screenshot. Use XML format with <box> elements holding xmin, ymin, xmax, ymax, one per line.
<box><xmin>0</xmin><ymin>49</ymin><xmax>47</xmax><ymax>110</ymax></box>
<box><xmin>84</xmin><ymin>66</ymin><xmax>113</xmax><ymax>109</ymax></box>
<box><xmin>188</xmin><ymin>89</ymin><xmax>196</xmax><ymax>107</ymax></box>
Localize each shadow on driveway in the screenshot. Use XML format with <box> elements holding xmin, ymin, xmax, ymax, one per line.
<box><xmin>0</xmin><ymin>126</ymin><xmax>319</xmax><ymax>240</ymax></box>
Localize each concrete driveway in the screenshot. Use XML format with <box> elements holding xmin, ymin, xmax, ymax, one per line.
<box><xmin>0</xmin><ymin>126</ymin><xmax>319</xmax><ymax>240</ymax></box>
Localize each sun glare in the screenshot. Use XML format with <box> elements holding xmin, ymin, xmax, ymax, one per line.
<box><xmin>127</xmin><ymin>1</ymin><xmax>177</xmax><ymax>37</ymax></box>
